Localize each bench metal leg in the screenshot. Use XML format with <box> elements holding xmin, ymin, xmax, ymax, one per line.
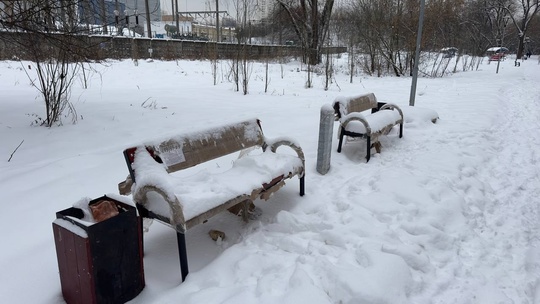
<box><xmin>242</xmin><ymin>199</ymin><xmax>251</xmax><ymax>222</ymax></box>
<box><xmin>337</xmin><ymin>127</ymin><xmax>345</xmax><ymax>153</ymax></box>
<box><xmin>138</xmin><ymin>216</ymin><xmax>145</xmax><ymax>255</ymax></box>
<box><xmin>366</xmin><ymin>136</ymin><xmax>371</xmax><ymax>162</ymax></box>
<box><xmin>399</xmin><ymin>123</ymin><xmax>403</xmax><ymax>138</ymax></box>
<box><xmin>300</xmin><ymin>175</ymin><xmax>305</xmax><ymax>196</ymax></box>
<box><xmin>176</xmin><ymin>232</ymin><xmax>189</xmax><ymax>282</ymax></box>
<box><xmin>135</xmin><ymin>204</ymin><xmax>148</xmax><ymax>255</ymax></box>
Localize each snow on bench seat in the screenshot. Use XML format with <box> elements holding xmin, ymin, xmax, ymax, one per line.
<box><xmin>341</xmin><ymin>109</ymin><xmax>403</xmax><ymax>134</ymax></box>
<box><xmin>132</xmin><ymin>146</ymin><xmax>303</xmax><ymax>223</ymax></box>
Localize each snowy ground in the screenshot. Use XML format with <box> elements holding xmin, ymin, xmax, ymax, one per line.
<box><xmin>0</xmin><ymin>55</ymin><xmax>539</xmax><ymax>304</ymax></box>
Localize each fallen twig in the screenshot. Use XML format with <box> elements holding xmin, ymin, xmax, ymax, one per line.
<box><xmin>8</xmin><ymin>140</ymin><xmax>24</xmax><ymax>162</ymax></box>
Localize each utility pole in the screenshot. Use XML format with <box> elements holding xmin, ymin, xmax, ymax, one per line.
<box><xmin>101</xmin><ymin>0</ymin><xmax>108</xmax><ymax>34</ymax></box>
<box><xmin>171</xmin><ymin>0</ymin><xmax>175</xmax><ymax>26</ymax></box>
<box><xmin>409</xmin><ymin>0</ymin><xmax>425</xmax><ymax>107</ymax></box>
<box><xmin>216</xmin><ymin>0</ymin><xmax>220</xmax><ymax>42</ymax></box>
<box><xmin>175</xmin><ymin>0</ymin><xmax>180</xmax><ymax>31</ymax></box>
<box><xmin>145</xmin><ymin>0</ymin><xmax>152</xmax><ymax>38</ymax></box>
<box><xmin>114</xmin><ymin>0</ymin><xmax>119</xmax><ymax>35</ymax></box>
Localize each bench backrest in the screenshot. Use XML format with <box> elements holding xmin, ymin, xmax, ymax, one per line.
<box><xmin>333</xmin><ymin>93</ymin><xmax>378</xmax><ymax>119</ymax></box>
<box><xmin>124</xmin><ymin>118</ymin><xmax>265</xmax><ymax>182</ymax></box>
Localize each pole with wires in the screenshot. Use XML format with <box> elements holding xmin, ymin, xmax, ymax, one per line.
<box><xmin>145</xmin><ymin>0</ymin><xmax>152</xmax><ymax>38</ymax></box>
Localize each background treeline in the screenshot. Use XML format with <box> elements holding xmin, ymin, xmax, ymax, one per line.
<box><xmin>256</xmin><ymin>0</ymin><xmax>540</xmax><ymax>76</ymax></box>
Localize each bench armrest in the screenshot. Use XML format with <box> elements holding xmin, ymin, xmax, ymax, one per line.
<box><xmin>118</xmin><ymin>175</ymin><xmax>133</xmax><ymax>195</ymax></box>
<box><xmin>265</xmin><ymin>137</ymin><xmax>305</xmax><ymax>177</ymax></box>
<box><xmin>379</xmin><ymin>103</ymin><xmax>404</xmax><ymax>121</ymax></box>
<box><xmin>126</xmin><ymin>147</ymin><xmax>188</xmax><ymax>232</ymax></box>
<box><xmin>341</xmin><ymin>113</ymin><xmax>372</xmax><ymax>135</ymax></box>
<box><xmin>134</xmin><ymin>184</ymin><xmax>187</xmax><ymax>233</ymax></box>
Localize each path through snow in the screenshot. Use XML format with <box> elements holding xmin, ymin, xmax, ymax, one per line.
<box><xmin>415</xmin><ymin>63</ymin><xmax>540</xmax><ymax>303</ymax></box>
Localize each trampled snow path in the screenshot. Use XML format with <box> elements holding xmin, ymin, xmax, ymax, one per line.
<box><xmin>453</xmin><ymin>66</ymin><xmax>540</xmax><ymax>302</ymax></box>
<box><xmin>416</xmin><ymin>65</ymin><xmax>540</xmax><ymax>303</ymax></box>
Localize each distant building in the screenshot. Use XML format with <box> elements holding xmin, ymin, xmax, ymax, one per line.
<box><xmin>124</xmin><ymin>0</ymin><xmax>161</xmax><ymax>22</ymax></box>
<box><xmin>75</xmin><ymin>0</ymin><xmax>160</xmax><ymax>36</ymax></box>
<box><xmin>192</xmin><ymin>22</ymin><xmax>235</xmax><ymax>42</ymax></box>
<box><xmin>253</xmin><ymin>0</ymin><xmax>272</xmax><ymax>21</ymax></box>
<box><xmin>78</xmin><ymin>0</ymin><xmax>125</xmax><ymax>25</ymax></box>
<box><xmin>77</xmin><ymin>0</ymin><xmax>161</xmax><ymax>27</ymax></box>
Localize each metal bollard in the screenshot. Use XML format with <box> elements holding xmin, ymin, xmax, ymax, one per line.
<box><xmin>316</xmin><ymin>104</ymin><xmax>335</xmax><ymax>175</ymax></box>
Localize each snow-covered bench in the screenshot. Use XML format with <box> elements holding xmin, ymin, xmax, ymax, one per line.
<box><xmin>118</xmin><ymin>118</ymin><xmax>305</xmax><ymax>281</ymax></box>
<box><xmin>333</xmin><ymin>93</ymin><xmax>403</xmax><ymax>162</ymax></box>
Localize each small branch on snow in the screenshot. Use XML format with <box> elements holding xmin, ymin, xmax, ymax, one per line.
<box><xmin>8</xmin><ymin>140</ymin><xmax>24</xmax><ymax>162</ymax></box>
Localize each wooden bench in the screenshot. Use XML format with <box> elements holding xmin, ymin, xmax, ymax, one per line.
<box><xmin>333</xmin><ymin>93</ymin><xmax>403</xmax><ymax>162</ymax></box>
<box><xmin>118</xmin><ymin>118</ymin><xmax>305</xmax><ymax>282</ymax></box>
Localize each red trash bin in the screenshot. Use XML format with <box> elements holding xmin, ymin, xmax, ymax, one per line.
<box><xmin>53</xmin><ymin>195</ymin><xmax>145</xmax><ymax>304</ymax></box>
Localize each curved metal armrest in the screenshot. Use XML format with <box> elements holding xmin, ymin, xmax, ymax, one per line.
<box><xmin>266</xmin><ymin>138</ymin><xmax>305</xmax><ymax>177</ymax></box>
<box><xmin>133</xmin><ymin>184</ymin><xmax>187</xmax><ymax>233</ymax></box>
<box><xmin>118</xmin><ymin>175</ymin><xmax>133</xmax><ymax>195</ymax></box>
<box><xmin>380</xmin><ymin>103</ymin><xmax>404</xmax><ymax>121</ymax></box>
<box><xmin>341</xmin><ymin>113</ymin><xmax>372</xmax><ymax>135</ymax></box>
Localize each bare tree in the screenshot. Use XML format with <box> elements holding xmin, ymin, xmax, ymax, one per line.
<box><xmin>528</xmin><ymin>13</ymin><xmax>540</xmax><ymax>54</ymax></box>
<box><xmin>323</xmin><ymin>41</ymin><xmax>332</xmax><ymax>90</ymax></box>
<box><xmin>231</xmin><ymin>0</ymin><xmax>256</xmax><ymax>95</ymax></box>
<box><xmin>344</xmin><ymin>0</ymin><xmax>414</xmax><ymax>76</ymax></box>
<box><xmin>1</xmin><ymin>1</ymin><xmax>98</xmax><ymax>126</ymax></box>
<box><xmin>509</xmin><ymin>0</ymin><xmax>540</xmax><ymax>58</ymax></box>
<box><xmin>458</xmin><ymin>0</ymin><xmax>496</xmax><ymax>57</ymax></box>
<box><xmin>336</xmin><ymin>0</ymin><xmax>524</xmax><ymax>77</ymax></box>
<box><xmin>276</xmin><ymin>0</ymin><xmax>335</xmax><ymax>65</ymax></box>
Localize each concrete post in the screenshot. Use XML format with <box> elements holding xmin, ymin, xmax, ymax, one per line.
<box><xmin>316</xmin><ymin>104</ymin><xmax>335</xmax><ymax>175</ymax></box>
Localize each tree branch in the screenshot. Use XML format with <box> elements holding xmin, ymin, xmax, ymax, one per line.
<box><xmin>8</xmin><ymin>140</ymin><xmax>24</xmax><ymax>162</ymax></box>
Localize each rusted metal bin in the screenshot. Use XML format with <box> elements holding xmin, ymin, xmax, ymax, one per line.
<box><xmin>53</xmin><ymin>195</ymin><xmax>144</xmax><ymax>304</ymax></box>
